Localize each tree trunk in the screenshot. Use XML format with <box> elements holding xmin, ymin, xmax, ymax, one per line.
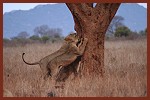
<box><xmin>66</xmin><ymin>3</ymin><xmax>120</xmax><ymax>76</ymax></box>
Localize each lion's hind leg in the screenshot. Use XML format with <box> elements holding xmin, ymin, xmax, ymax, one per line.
<box><xmin>40</xmin><ymin>63</ymin><xmax>51</xmax><ymax>80</ymax></box>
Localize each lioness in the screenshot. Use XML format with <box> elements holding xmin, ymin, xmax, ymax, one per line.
<box><xmin>46</xmin><ymin>37</ymin><xmax>88</xmax><ymax>80</ymax></box>
<box><xmin>22</xmin><ymin>33</ymin><xmax>88</xmax><ymax>80</ymax></box>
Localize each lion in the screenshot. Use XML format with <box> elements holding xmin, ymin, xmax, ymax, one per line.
<box><xmin>45</xmin><ymin>37</ymin><xmax>88</xmax><ymax>80</ymax></box>
<box><xmin>22</xmin><ymin>33</ymin><xmax>88</xmax><ymax>80</ymax></box>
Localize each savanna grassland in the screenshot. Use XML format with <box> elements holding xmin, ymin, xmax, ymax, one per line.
<box><xmin>3</xmin><ymin>39</ymin><xmax>147</xmax><ymax>97</ymax></box>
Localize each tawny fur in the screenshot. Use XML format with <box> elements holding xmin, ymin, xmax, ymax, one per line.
<box><xmin>22</xmin><ymin>33</ymin><xmax>88</xmax><ymax>80</ymax></box>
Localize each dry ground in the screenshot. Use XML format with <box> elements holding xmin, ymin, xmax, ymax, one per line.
<box><xmin>3</xmin><ymin>39</ymin><xmax>147</xmax><ymax>97</ymax></box>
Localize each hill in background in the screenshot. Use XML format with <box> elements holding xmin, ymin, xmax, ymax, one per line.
<box><xmin>3</xmin><ymin>3</ymin><xmax>147</xmax><ymax>38</ymax></box>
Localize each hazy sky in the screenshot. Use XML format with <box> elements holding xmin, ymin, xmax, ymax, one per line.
<box><xmin>3</xmin><ymin>3</ymin><xmax>147</xmax><ymax>14</ymax></box>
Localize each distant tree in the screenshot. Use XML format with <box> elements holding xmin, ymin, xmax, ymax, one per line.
<box><xmin>11</xmin><ymin>32</ymin><xmax>30</xmax><ymax>46</ymax></box>
<box><xmin>34</xmin><ymin>25</ymin><xmax>49</xmax><ymax>37</ymax></box>
<box><xmin>53</xmin><ymin>28</ymin><xmax>62</xmax><ymax>38</ymax></box>
<box><xmin>29</xmin><ymin>35</ymin><xmax>41</xmax><ymax>41</ymax></box>
<box><xmin>34</xmin><ymin>25</ymin><xmax>62</xmax><ymax>38</ymax></box>
<box><xmin>10</xmin><ymin>36</ymin><xmax>28</xmax><ymax>46</ymax></box>
<box><xmin>3</xmin><ymin>38</ymin><xmax>10</xmax><ymax>46</ymax></box>
<box><xmin>128</xmin><ymin>31</ymin><xmax>139</xmax><ymax>40</ymax></box>
<box><xmin>107</xmin><ymin>16</ymin><xmax>124</xmax><ymax>34</ymax></box>
<box><xmin>139</xmin><ymin>28</ymin><xmax>147</xmax><ymax>36</ymax></box>
<box><xmin>54</xmin><ymin>29</ymin><xmax>62</xmax><ymax>38</ymax></box>
<box><xmin>3</xmin><ymin>38</ymin><xmax>10</xmax><ymax>43</ymax></box>
<box><xmin>114</xmin><ymin>26</ymin><xmax>131</xmax><ymax>37</ymax></box>
<box><xmin>46</xmin><ymin>28</ymin><xmax>62</xmax><ymax>38</ymax></box>
<box><xmin>41</xmin><ymin>36</ymin><xmax>50</xmax><ymax>43</ymax></box>
<box><xmin>17</xmin><ymin>31</ymin><xmax>29</xmax><ymax>39</ymax></box>
<box><xmin>11</xmin><ymin>37</ymin><xmax>20</xmax><ymax>41</ymax></box>
<box><xmin>139</xmin><ymin>30</ymin><xmax>145</xmax><ymax>36</ymax></box>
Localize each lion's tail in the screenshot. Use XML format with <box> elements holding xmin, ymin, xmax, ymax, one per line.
<box><xmin>22</xmin><ymin>53</ymin><xmax>39</xmax><ymax>65</ymax></box>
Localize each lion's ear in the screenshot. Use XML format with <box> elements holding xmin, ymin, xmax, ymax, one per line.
<box><xmin>64</xmin><ymin>37</ymin><xmax>70</xmax><ymax>41</ymax></box>
<box><xmin>64</xmin><ymin>36</ymin><xmax>73</xmax><ymax>42</ymax></box>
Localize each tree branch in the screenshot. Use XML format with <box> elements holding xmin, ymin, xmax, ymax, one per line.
<box><xmin>66</xmin><ymin>3</ymin><xmax>94</xmax><ymax>34</ymax></box>
<box><xmin>95</xmin><ymin>3</ymin><xmax>120</xmax><ymax>18</ymax></box>
<box><xmin>66</xmin><ymin>3</ymin><xmax>92</xmax><ymax>19</ymax></box>
<box><xmin>94</xmin><ymin>3</ymin><xmax>121</xmax><ymax>29</ymax></box>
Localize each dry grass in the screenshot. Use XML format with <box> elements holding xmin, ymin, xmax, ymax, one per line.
<box><xmin>3</xmin><ymin>39</ymin><xmax>147</xmax><ymax>97</ymax></box>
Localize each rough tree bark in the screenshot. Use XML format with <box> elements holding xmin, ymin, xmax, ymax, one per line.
<box><xmin>66</xmin><ymin>3</ymin><xmax>120</xmax><ymax>77</ymax></box>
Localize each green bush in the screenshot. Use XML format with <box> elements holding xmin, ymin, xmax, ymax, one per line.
<box><xmin>114</xmin><ymin>26</ymin><xmax>131</xmax><ymax>37</ymax></box>
<box><xmin>139</xmin><ymin>28</ymin><xmax>147</xmax><ymax>36</ymax></box>
<box><xmin>29</xmin><ymin>35</ymin><xmax>41</xmax><ymax>41</ymax></box>
<box><xmin>3</xmin><ymin>38</ymin><xmax>10</xmax><ymax>43</ymax></box>
<box><xmin>41</xmin><ymin>36</ymin><xmax>50</xmax><ymax>43</ymax></box>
